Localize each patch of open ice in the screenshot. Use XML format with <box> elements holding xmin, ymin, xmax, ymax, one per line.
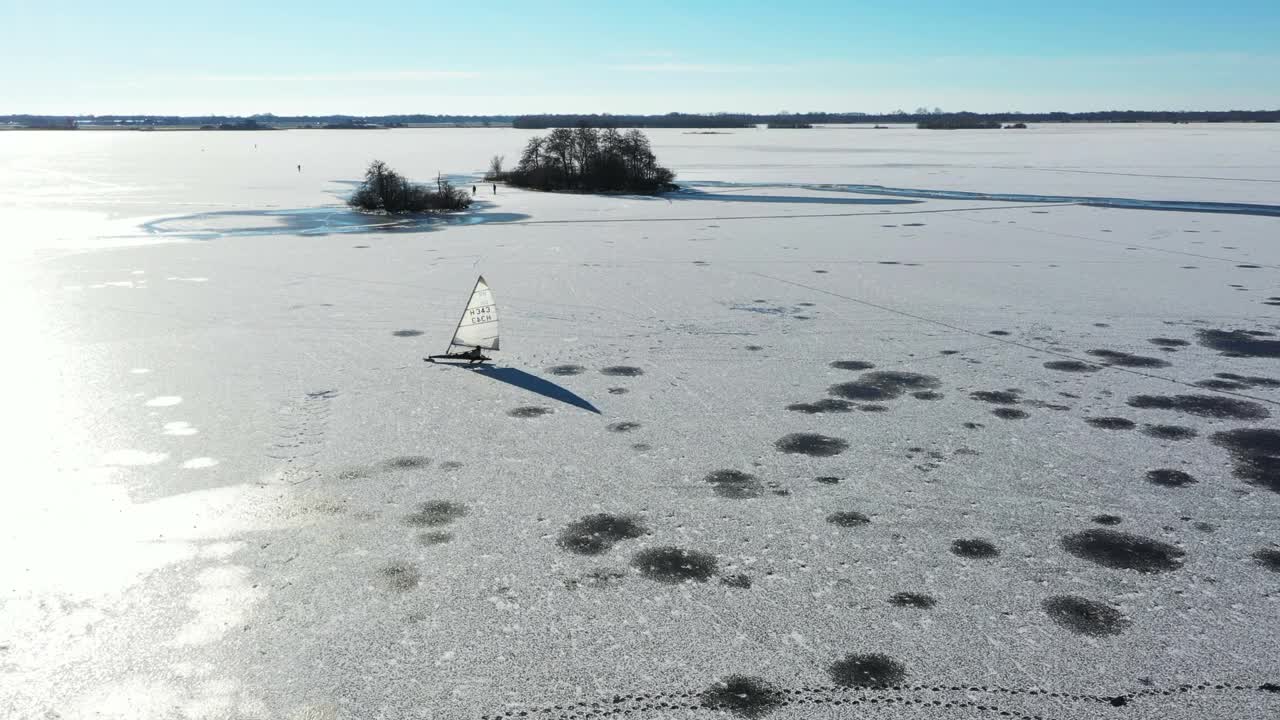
<box><xmin>163</xmin><ymin>421</ymin><xmax>198</xmax><ymax>436</ymax></box>
<box><xmin>167</xmin><ymin>277</ymin><xmax>209</xmax><ymax>283</ymax></box>
<box><xmin>145</xmin><ymin>396</ymin><xmax>182</xmax><ymax>407</ymax></box>
<box><xmin>182</xmin><ymin>457</ymin><xmax>218</xmax><ymax>469</ymax></box>
<box><xmin>129</xmin><ymin>368</ymin><xmax>151</xmax><ymax>374</ymax></box>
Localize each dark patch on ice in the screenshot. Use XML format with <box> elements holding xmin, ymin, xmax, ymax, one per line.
<box><xmin>1127</xmin><ymin>394</ymin><xmax>1268</xmax><ymax>420</ymax></box>
<box><xmin>1146</xmin><ymin>469</ymin><xmax>1197</xmax><ymax>487</ymax></box>
<box><xmin>813</xmin><ymin>269</ymin><xmax>828</xmax><ymax>274</ymax></box>
<box><xmin>559</xmin><ymin>514</ymin><xmax>647</xmax><ymax>555</ymax></box>
<box><xmin>307</xmin><ymin>389</ymin><xmax>339</xmax><ymax>400</ymax></box>
<box><xmin>391</xmin><ymin>329</ymin><xmax>423</xmax><ymax>337</ymax></box>
<box><xmin>903</xmin><ymin>222</ymin><xmax>925</xmax><ymax>227</ymax></box>
<box><xmin>1252</xmin><ymin>548</ymin><xmax>1280</xmax><ymax>572</ymax></box>
<box><xmin>1060</xmin><ymin>529</ymin><xmax>1185</xmax><ymax>572</ymax></box>
<box><xmin>1086</xmin><ymin>349</ymin><xmax>1171</xmax><ymax>368</ymax></box>
<box><xmin>607</xmin><ymin>421</ymin><xmax>641</xmax><ymax>433</ymax></box>
<box><xmin>1197</xmin><ymin>379</ymin><xmax>1248</xmax><ymax>390</ymax></box>
<box><xmin>951</xmin><ymin>538</ymin><xmax>1000</xmax><ymax>559</ymax></box>
<box><xmin>336</xmin><ymin>467</ymin><xmax>371</xmax><ymax>481</ymax></box>
<box><xmin>1141</xmin><ymin>425</ymin><xmax>1197</xmax><ymax>441</ymax></box>
<box><xmin>827</xmin><ymin>511</ymin><xmax>871</xmax><ymax>527</ymax></box>
<box><xmin>829</xmin><ymin>371</ymin><xmax>941</xmax><ymax>402</ymax></box>
<box><xmin>1043</xmin><ymin>595</ymin><xmax>1130</xmax><ymax>636</ymax></box>
<box><xmin>632</xmin><ymin>443</ymin><xmax>651</xmax><ymax>452</ymax></box>
<box><xmin>602</xmin><ymin>366</ymin><xmax>644</xmax><ymax>376</ymax></box>
<box><xmin>631</xmin><ymin>547</ymin><xmax>717</xmax><ymax>583</ymax></box>
<box><xmin>859</xmin><ymin>404</ymin><xmax>889</xmax><ymax>412</ymax></box>
<box><xmin>439</xmin><ymin>460</ymin><xmax>463</xmax><ymax>471</ymax></box>
<box><xmin>878</xmin><ymin>261</ymin><xmax>900</xmax><ymax>265</ymax></box>
<box><xmin>721</xmin><ymin>574</ymin><xmax>753</xmax><ymax>589</ymax></box>
<box><xmin>706</xmin><ymin>470</ymin><xmax>765</xmax><ymax>499</ymax></box>
<box><xmin>988</xmin><ymin>330</ymin><xmax>1011</xmax><ymax>336</ymax></box>
<box><xmin>775</xmin><ymin>433</ymin><xmax>849</xmax><ymax>457</ymax></box>
<box><xmin>1210</xmin><ymin>428</ymin><xmax>1280</xmax><ymax>493</ymax></box>
<box><xmin>700</xmin><ymin>676</ymin><xmax>780</xmax><ymax>717</ymax></box>
<box><xmin>828</xmin><ymin>653</ymin><xmax>907</xmax><ymax>688</ymax></box>
<box><xmin>385</xmin><ymin>455</ymin><xmax>431</xmax><ymax>469</ymax></box>
<box><xmin>1215</xmin><ymin>372</ymin><xmax>1280</xmax><ymax>388</ymax></box>
<box><xmin>831</xmin><ymin>360</ymin><xmax>876</xmax><ymax>371</ymax></box>
<box><xmin>1238</xmin><ymin>264</ymin><xmax>1263</xmax><ymax>269</ymax></box>
<box><xmin>792</xmin><ymin>315</ymin><xmax>812</xmax><ymax>320</ymax></box>
<box><xmin>829</xmin><ymin>382</ymin><xmax>894</xmax><ymax>401</ymax></box>
<box><xmin>963</xmin><ymin>422</ymin><xmax>984</xmax><ymax>429</ymax></box>
<box><xmin>1086</xmin><ymin>417</ymin><xmax>1136</xmax><ymax>430</ymax></box>
<box><xmin>379</xmin><ymin>562</ymin><xmax>420</xmax><ymax>592</ymax></box>
<box><xmin>815</xmin><ymin>476</ymin><xmax>841</xmax><ymax>485</ymax></box>
<box><xmin>1196</xmin><ymin>329</ymin><xmax>1280</xmax><ymax>357</ymax></box>
<box><xmin>405</xmin><ymin>500</ymin><xmax>468</xmax><ymax>527</ymax></box>
<box><xmin>745</xmin><ymin>345</ymin><xmax>764</xmax><ymax>351</ymax></box>
<box><xmin>417</xmin><ymin>531</ymin><xmax>453</xmax><ymax>545</ymax></box>
<box><xmin>1091</xmin><ymin>514</ymin><xmax>1123</xmax><ymax>526</ymax></box>
<box><xmin>508</xmin><ymin>406</ymin><xmax>552</xmax><ymax>418</ymax></box>
<box><xmin>991</xmin><ymin>408</ymin><xmax>1029</xmax><ymax>419</ymax></box>
<box><xmin>788</xmin><ymin>399</ymin><xmax>854</xmax><ymax>414</ymax></box>
<box><xmin>608</xmin><ymin>387</ymin><xmax>629</xmax><ymax>394</ymax></box>
<box><xmin>889</xmin><ymin>592</ymin><xmax>936</xmax><ymax>609</ymax></box>
<box><xmin>547</xmin><ymin>364</ymin><xmax>585</xmax><ymax>376</ymax></box>
<box><xmin>940</xmin><ymin>350</ymin><xmax>959</xmax><ymax>355</ymax></box>
<box><xmin>1044</xmin><ymin>360</ymin><xmax>1101</xmax><ymax>373</ymax></box>
<box><xmin>912</xmin><ymin>391</ymin><xmax>943</xmax><ymax>400</ymax></box>
<box><xmin>798</xmin><ymin>302</ymin><xmax>816</xmax><ymax>307</ymax></box>
<box><xmin>1148</xmin><ymin>338</ymin><xmax>1189</xmax><ymax>347</ymax></box>
<box><xmin>970</xmin><ymin>390</ymin><xmax>1020</xmax><ymax>405</ymax></box>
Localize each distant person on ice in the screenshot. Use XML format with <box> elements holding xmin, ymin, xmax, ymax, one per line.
<box><xmin>493</xmin><ymin>183</ymin><xmax>497</xmax><ymax>194</ymax></box>
<box><xmin>472</xmin><ymin>185</ymin><xmax>476</xmax><ymax>195</ymax></box>
<box><xmin>297</xmin><ymin>164</ymin><xmax>301</xmax><ymax>172</ymax></box>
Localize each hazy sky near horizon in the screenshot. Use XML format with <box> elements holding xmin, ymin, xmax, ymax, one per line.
<box><xmin>3</xmin><ymin>0</ymin><xmax>1278</xmax><ymax>115</ymax></box>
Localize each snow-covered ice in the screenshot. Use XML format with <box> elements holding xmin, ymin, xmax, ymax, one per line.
<box><xmin>2</xmin><ymin>124</ymin><xmax>1279</xmax><ymax>719</ymax></box>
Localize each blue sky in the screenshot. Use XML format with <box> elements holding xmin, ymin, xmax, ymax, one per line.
<box><xmin>2</xmin><ymin>0</ymin><xmax>1277</xmax><ymax>114</ymax></box>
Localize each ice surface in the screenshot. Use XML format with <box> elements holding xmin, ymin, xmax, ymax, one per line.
<box><xmin>2</xmin><ymin>124</ymin><xmax>1279</xmax><ymax>719</ymax></box>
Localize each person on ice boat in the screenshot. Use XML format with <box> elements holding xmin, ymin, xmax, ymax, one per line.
<box><xmin>426</xmin><ymin>276</ymin><xmax>499</xmax><ymax>366</ymax></box>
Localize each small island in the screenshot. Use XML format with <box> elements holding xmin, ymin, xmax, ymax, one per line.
<box><xmin>490</xmin><ymin>127</ymin><xmax>676</xmax><ymax>194</ymax></box>
<box><xmin>348</xmin><ymin>160</ymin><xmax>472</xmax><ymax>213</ymax></box>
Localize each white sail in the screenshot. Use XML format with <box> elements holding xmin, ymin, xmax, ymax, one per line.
<box><xmin>449</xmin><ymin>276</ymin><xmax>500</xmax><ymax>351</ymax></box>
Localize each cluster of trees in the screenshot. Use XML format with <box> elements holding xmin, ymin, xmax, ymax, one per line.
<box><xmin>495</xmin><ymin>127</ymin><xmax>676</xmax><ymax>194</ymax></box>
<box><xmin>348</xmin><ymin>160</ymin><xmax>472</xmax><ymax>213</ymax></box>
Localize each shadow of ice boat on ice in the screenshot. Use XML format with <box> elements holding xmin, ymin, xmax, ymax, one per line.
<box><xmin>465</xmin><ymin>365</ymin><xmax>601</xmax><ymax>414</ymax></box>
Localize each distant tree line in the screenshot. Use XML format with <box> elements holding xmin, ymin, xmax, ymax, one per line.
<box><xmin>348</xmin><ymin>160</ymin><xmax>471</xmax><ymax>213</ymax></box>
<box><xmin>510</xmin><ymin>110</ymin><xmax>1280</xmax><ymax>128</ymax></box>
<box><xmin>6</xmin><ymin>109</ymin><xmax>1278</xmax><ymax>131</ymax></box>
<box><xmin>493</xmin><ymin>127</ymin><xmax>676</xmax><ymax>194</ymax></box>
<box><xmin>514</xmin><ymin>113</ymin><xmax>752</xmax><ymax>129</ymax></box>
<box><xmin>916</xmin><ymin>115</ymin><xmax>1002</xmax><ymax>130</ymax></box>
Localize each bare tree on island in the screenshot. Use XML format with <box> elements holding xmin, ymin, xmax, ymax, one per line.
<box><xmin>348</xmin><ymin>160</ymin><xmax>472</xmax><ymax>213</ymax></box>
<box><xmin>492</xmin><ymin>127</ymin><xmax>676</xmax><ymax>194</ymax></box>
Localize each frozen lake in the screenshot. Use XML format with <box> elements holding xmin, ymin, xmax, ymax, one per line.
<box><xmin>2</xmin><ymin>124</ymin><xmax>1280</xmax><ymax>719</ymax></box>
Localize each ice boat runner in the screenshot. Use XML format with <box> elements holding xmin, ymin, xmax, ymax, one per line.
<box><xmin>426</xmin><ymin>275</ymin><xmax>499</xmax><ymax>365</ymax></box>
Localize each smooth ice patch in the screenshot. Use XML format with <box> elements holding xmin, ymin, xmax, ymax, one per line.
<box><xmin>102</xmin><ymin>449</ymin><xmax>169</xmax><ymax>466</ymax></box>
<box><xmin>167</xmin><ymin>276</ymin><xmax>209</xmax><ymax>283</ymax></box>
<box><xmin>182</xmin><ymin>457</ymin><xmax>219</xmax><ymax>469</ymax></box>
<box><xmin>129</xmin><ymin>368</ymin><xmax>152</xmax><ymax>374</ymax></box>
<box><xmin>145</xmin><ymin>395</ymin><xmax>182</xmax><ymax>407</ymax></box>
<box><xmin>163</xmin><ymin>421</ymin><xmax>198</xmax><ymax>436</ymax></box>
